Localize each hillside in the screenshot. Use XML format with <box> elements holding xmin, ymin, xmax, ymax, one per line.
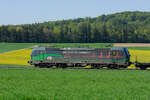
<box><xmin>1</xmin><ymin>11</ymin><xmax>150</xmax><ymax>43</ymax></box>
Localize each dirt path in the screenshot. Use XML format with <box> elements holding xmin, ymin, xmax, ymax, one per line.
<box><xmin>114</xmin><ymin>43</ymin><xmax>150</xmax><ymax>47</ymax></box>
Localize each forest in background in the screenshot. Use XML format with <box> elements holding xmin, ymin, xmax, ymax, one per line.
<box><xmin>0</xmin><ymin>11</ymin><xmax>150</xmax><ymax>43</ymax></box>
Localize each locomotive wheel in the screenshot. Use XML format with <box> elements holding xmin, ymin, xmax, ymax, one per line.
<box><xmin>108</xmin><ymin>64</ymin><xmax>118</xmax><ymax>69</ymax></box>
<box><xmin>39</xmin><ymin>64</ymin><xmax>50</xmax><ymax>68</ymax></box>
<box><xmin>61</xmin><ymin>64</ymin><xmax>67</xmax><ymax>68</ymax></box>
<box><xmin>56</xmin><ymin>64</ymin><xmax>67</xmax><ymax>68</ymax></box>
<box><xmin>120</xmin><ymin>65</ymin><xmax>128</xmax><ymax>68</ymax></box>
<box><xmin>139</xmin><ymin>66</ymin><xmax>147</xmax><ymax>70</ymax></box>
<box><xmin>47</xmin><ymin>64</ymin><xmax>53</xmax><ymax>68</ymax></box>
<box><xmin>39</xmin><ymin>64</ymin><xmax>46</xmax><ymax>68</ymax></box>
<box><xmin>93</xmin><ymin>64</ymin><xmax>102</xmax><ymax>69</ymax></box>
<box><xmin>34</xmin><ymin>64</ymin><xmax>39</xmax><ymax>67</ymax></box>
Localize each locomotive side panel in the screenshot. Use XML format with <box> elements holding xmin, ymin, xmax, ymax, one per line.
<box><xmin>28</xmin><ymin>47</ymin><xmax>131</xmax><ymax>68</ymax></box>
<box><xmin>110</xmin><ymin>48</ymin><xmax>130</xmax><ymax>66</ymax></box>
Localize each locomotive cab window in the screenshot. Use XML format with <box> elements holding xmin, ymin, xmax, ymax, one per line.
<box><xmin>31</xmin><ymin>50</ymin><xmax>45</xmax><ymax>56</ymax></box>
<box><xmin>40</xmin><ymin>50</ymin><xmax>45</xmax><ymax>54</ymax></box>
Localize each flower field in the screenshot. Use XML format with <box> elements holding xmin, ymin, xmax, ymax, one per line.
<box><xmin>129</xmin><ymin>49</ymin><xmax>150</xmax><ymax>63</ymax></box>
<box><xmin>0</xmin><ymin>49</ymin><xmax>32</xmax><ymax>65</ymax></box>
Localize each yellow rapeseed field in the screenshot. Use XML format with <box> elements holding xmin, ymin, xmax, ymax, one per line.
<box><xmin>0</xmin><ymin>49</ymin><xmax>150</xmax><ymax>67</ymax></box>
<box><xmin>128</xmin><ymin>49</ymin><xmax>150</xmax><ymax>68</ymax></box>
<box><xmin>0</xmin><ymin>49</ymin><xmax>32</xmax><ymax>65</ymax></box>
<box><xmin>129</xmin><ymin>49</ymin><xmax>150</xmax><ymax>63</ymax></box>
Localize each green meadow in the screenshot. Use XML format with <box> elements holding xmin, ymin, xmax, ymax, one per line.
<box><xmin>0</xmin><ymin>69</ymin><xmax>150</xmax><ymax>100</ymax></box>
<box><xmin>0</xmin><ymin>43</ymin><xmax>112</xmax><ymax>53</ymax></box>
<box><xmin>0</xmin><ymin>43</ymin><xmax>150</xmax><ymax>100</ymax></box>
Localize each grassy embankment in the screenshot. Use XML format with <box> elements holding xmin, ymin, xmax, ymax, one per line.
<box><xmin>0</xmin><ymin>69</ymin><xmax>150</xmax><ymax>100</ymax></box>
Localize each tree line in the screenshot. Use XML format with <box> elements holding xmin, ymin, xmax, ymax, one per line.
<box><xmin>0</xmin><ymin>11</ymin><xmax>150</xmax><ymax>43</ymax></box>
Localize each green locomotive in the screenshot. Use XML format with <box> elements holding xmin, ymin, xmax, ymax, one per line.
<box><xmin>28</xmin><ymin>47</ymin><xmax>131</xmax><ymax>69</ymax></box>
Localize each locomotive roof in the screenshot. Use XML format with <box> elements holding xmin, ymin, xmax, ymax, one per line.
<box><xmin>32</xmin><ymin>47</ymin><xmax>45</xmax><ymax>50</ymax></box>
<box><xmin>32</xmin><ymin>47</ymin><xmax>126</xmax><ymax>51</ymax></box>
<box><xmin>59</xmin><ymin>48</ymin><xmax>96</xmax><ymax>50</ymax></box>
<box><xmin>111</xmin><ymin>47</ymin><xmax>125</xmax><ymax>50</ymax></box>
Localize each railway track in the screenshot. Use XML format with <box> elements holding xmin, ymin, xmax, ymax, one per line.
<box><xmin>0</xmin><ymin>66</ymin><xmax>149</xmax><ymax>70</ymax></box>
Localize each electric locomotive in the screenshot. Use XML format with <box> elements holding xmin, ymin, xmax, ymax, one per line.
<box><xmin>28</xmin><ymin>47</ymin><xmax>131</xmax><ymax>69</ymax></box>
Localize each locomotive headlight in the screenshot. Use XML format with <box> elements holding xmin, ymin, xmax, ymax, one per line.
<box><xmin>47</xmin><ymin>56</ymin><xmax>52</xmax><ymax>60</ymax></box>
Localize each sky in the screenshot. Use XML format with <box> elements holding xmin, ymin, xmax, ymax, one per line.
<box><xmin>0</xmin><ymin>0</ymin><xmax>150</xmax><ymax>25</ymax></box>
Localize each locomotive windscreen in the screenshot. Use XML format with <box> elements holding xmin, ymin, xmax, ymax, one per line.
<box><xmin>31</xmin><ymin>47</ymin><xmax>45</xmax><ymax>56</ymax></box>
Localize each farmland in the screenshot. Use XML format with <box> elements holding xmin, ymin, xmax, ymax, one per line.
<box><xmin>0</xmin><ymin>69</ymin><xmax>150</xmax><ymax>100</ymax></box>
<box><xmin>0</xmin><ymin>43</ymin><xmax>150</xmax><ymax>66</ymax></box>
<box><xmin>0</xmin><ymin>49</ymin><xmax>32</xmax><ymax>65</ymax></box>
<box><xmin>0</xmin><ymin>43</ymin><xmax>150</xmax><ymax>99</ymax></box>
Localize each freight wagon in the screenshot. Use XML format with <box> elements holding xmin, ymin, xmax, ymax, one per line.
<box><xmin>28</xmin><ymin>47</ymin><xmax>131</xmax><ymax>69</ymax></box>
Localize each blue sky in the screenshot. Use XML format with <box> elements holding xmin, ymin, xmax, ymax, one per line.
<box><xmin>0</xmin><ymin>0</ymin><xmax>150</xmax><ymax>25</ymax></box>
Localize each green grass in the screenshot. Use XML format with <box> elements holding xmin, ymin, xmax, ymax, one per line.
<box><xmin>0</xmin><ymin>69</ymin><xmax>150</xmax><ymax>100</ymax></box>
<box><xmin>0</xmin><ymin>43</ymin><xmax>35</xmax><ymax>53</ymax></box>
<box><xmin>1</xmin><ymin>43</ymin><xmax>150</xmax><ymax>53</ymax></box>
<box><xmin>0</xmin><ymin>64</ymin><xmax>32</xmax><ymax>67</ymax></box>
<box><xmin>0</xmin><ymin>43</ymin><xmax>112</xmax><ymax>53</ymax></box>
